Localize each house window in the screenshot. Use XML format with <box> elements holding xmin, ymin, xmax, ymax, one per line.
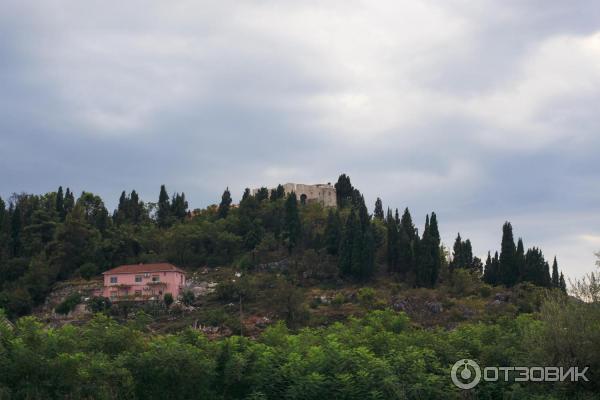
<box><xmin>152</xmin><ymin>275</ymin><xmax>160</xmax><ymax>282</ymax></box>
<box><xmin>135</xmin><ymin>275</ymin><xmax>142</xmax><ymax>283</ymax></box>
<box><xmin>110</xmin><ymin>291</ymin><xmax>117</xmax><ymax>300</ymax></box>
<box><xmin>110</xmin><ymin>276</ymin><xmax>118</xmax><ymax>284</ymax></box>
<box><xmin>134</xmin><ymin>290</ymin><xmax>142</xmax><ymax>296</ymax></box>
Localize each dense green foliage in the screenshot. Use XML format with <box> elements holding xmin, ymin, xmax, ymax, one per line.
<box><xmin>0</xmin><ymin>301</ymin><xmax>597</xmax><ymax>399</ymax></box>
<box><xmin>0</xmin><ymin>174</ymin><xmax>566</xmax><ymax>320</ymax></box>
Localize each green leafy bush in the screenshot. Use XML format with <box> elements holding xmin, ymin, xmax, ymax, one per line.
<box><xmin>55</xmin><ymin>293</ymin><xmax>82</xmax><ymax>315</ymax></box>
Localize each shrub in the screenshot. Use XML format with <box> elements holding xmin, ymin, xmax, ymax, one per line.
<box><xmin>357</xmin><ymin>287</ymin><xmax>377</xmax><ymax>309</ymax></box>
<box><xmin>55</xmin><ymin>293</ymin><xmax>82</xmax><ymax>315</ymax></box>
<box><xmin>87</xmin><ymin>296</ymin><xmax>112</xmax><ymax>313</ymax></box>
<box><xmin>331</xmin><ymin>293</ymin><xmax>346</xmax><ymax>308</ymax></box>
<box><xmin>163</xmin><ymin>293</ymin><xmax>174</xmax><ymax>308</ymax></box>
<box><xmin>79</xmin><ymin>262</ymin><xmax>98</xmax><ymax>280</ymax></box>
<box><xmin>182</xmin><ymin>290</ymin><xmax>195</xmax><ymax>306</ymax></box>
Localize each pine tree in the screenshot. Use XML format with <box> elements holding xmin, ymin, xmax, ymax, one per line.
<box><xmin>324</xmin><ymin>209</ymin><xmax>342</xmax><ymax>255</ymax></box>
<box><xmin>217</xmin><ymin>187</ymin><xmax>232</xmax><ymax>219</ymax></box>
<box><xmin>499</xmin><ymin>222</ymin><xmax>518</xmax><ymax>286</ymax></box>
<box><xmin>157</xmin><ymin>185</ymin><xmax>171</xmax><ymax>228</ymax></box>
<box><xmin>374</xmin><ymin>198</ymin><xmax>384</xmax><ymax>220</ymax></box>
<box><xmin>551</xmin><ymin>257</ymin><xmax>559</xmax><ymax>288</ymax></box>
<box><xmin>283</xmin><ymin>192</ymin><xmax>301</xmax><ymax>253</ymax></box>
<box><xmin>334</xmin><ymin>174</ymin><xmax>354</xmax><ymax>208</ymax></box>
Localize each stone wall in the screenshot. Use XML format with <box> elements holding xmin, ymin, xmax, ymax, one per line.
<box><xmin>252</xmin><ymin>182</ymin><xmax>336</xmax><ymax>207</ymax></box>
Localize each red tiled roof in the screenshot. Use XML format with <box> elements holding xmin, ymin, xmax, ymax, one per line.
<box><xmin>102</xmin><ymin>263</ymin><xmax>185</xmax><ymax>275</ymax></box>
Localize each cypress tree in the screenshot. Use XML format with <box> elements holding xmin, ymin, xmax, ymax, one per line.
<box><xmin>451</xmin><ymin>233</ymin><xmax>463</xmax><ymax>271</ymax></box>
<box><xmin>242</xmin><ymin>188</ymin><xmax>251</xmax><ymax>201</ymax></box>
<box><xmin>324</xmin><ymin>209</ymin><xmax>342</xmax><ymax>255</ymax></box>
<box><xmin>157</xmin><ymin>185</ymin><xmax>171</xmax><ymax>228</ymax></box>
<box><xmin>217</xmin><ymin>187</ymin><xmax>233</xmax><ymax>219</ymax></box>
<box><xmin>171</xmin><ymin>193</ymin><xmax>188</xmax><ymax>222</ymax></box>
<box><xmin>339</xmin><ymin>210</ymin><xmax>357</xmax><ymax>275</ymax></box>
<box><xmin>374</xmin><ymin>198</ymin><xmax>384</xmax><ymax>220</ymax></box>
<box><xmin>499</xmin><ymin>222</ymin><xmax>517</xmax><ymax>286</ymax></box>
<box><xmin>255</xmin><ymin>187</ymin><xmax>269</xmax><ymax>202</ymax></box>
<box><xmin>386</xmin><ymin>208</ymin><xmax>400</xmax><ymax>272</ymax></box>
<box><xmin>64</xmin><ymin>188</ymin><xmax>75</xmax><ymax>215</ymax></box>
<box><xmin>415</xmin><ymin>215</ymin><xmax>433</xmax><ymax>287</ymax></box>
<box><xmin>56</xmin><ymin>186</ymin><xmax>64</xmax><ymax>220</ymax></box>
<box><xmin>428</xmin><ymin>212</ymin><xmax>441</xmax><ymax>286</ymax></box>
<box><xmin>515</xmin><ymin>238</ymin><xmax>525</xmax><ymax>281</ymax></box>
<box><xmin>523</xmin><ymin>247</ymin><xmax>551</xmax><ymax>287</ymax></box>
<box><xmin>270</xmin><ymin>184</ymin><xmax>285</xmax><ymax>201</ymax></box>
<box><xmin>401</xmin><ymin>208</ymin><xmax>417</xmax><ymax>242</ymax></box>
<box><xmin>484</xmin><ymin>251</ymin><xmax>499</xmax><ymax>285</ymax></box>
<box><xmin>334</xmin><ymin>174</ymin><xmax>354</xmax><ymax>207</ymax></box>
<box><xmin>283</xmin><ymin>192</ymin><xmax>301</xmax><ymax>253</ymax></box>
<box><xmin>551</xmin><ymin>257</ymin><xmax>559</xmax><ymax>288</ymax></box>
<box><xmin>559</xmin><ymin>272</ymin><xmax>567</xmax><ymax>293</ymax></box>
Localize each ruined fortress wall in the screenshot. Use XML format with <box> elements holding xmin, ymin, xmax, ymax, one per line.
<box><xmin>253</xmin><ymin>183</ymin><xmax>336</xmax><ymax>207</ymax></box>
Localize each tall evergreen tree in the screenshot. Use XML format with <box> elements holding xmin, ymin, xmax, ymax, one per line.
<box><xmin>63</xmin><ymin>188</ymin><xmax>75</xmax><ymax>215</ymax></box>
<box><xmin>515</xmin><ymin>238</ymin><xmax>525</xmax><ymax>281</ymax></box>
<box><xmin>334</xmin><ymin>174</ymin><xmax>354</xmax><ymax>207</ymax></box>
<box><xmin>499</xmin><ymin>222</ymin><xmax>518</xmax><ymax>286</ymax></box>
<box><xmin>450</xmin><ymin>233</ymin><xmax>463</xmax><ymax>271</ymax></box>
<box><xmin>255</xmin><ymin>187</ymin><xmax>269</xmax><ymax>202</ymax></box>
<box><xmin>551</xmin><ymin>257</ymin><xmax>560</xmax><ymax>288</ymax></box>
<box><xmin>171</xmin><ymin>193</ymin><xmax>188</xmax><ymax>222</ymax></box>
<box><xmin>324</xmin><ymin>209</ymin><xmax>342</xmax><ymax>255</ymax></box>
<box><xmin>559</xmin><ymin>272</ymin><xmax>567</xmax><ymax>293</ymax></box>
<box><xmin>157</xmin><ymin>185</ymin><xmax>171</xmax><ymax>228</ymax></box>
<box><xmin>283</xmin><ymin>192</ymin><xmax>301</xmax><ymax>253</ymax></box>
<box><xmin>523</xmin><ymin>247</ymin><xmax>551</xmax><ymax>287</ymax></box>
<box><xmin>339</xmin><ymin>210</ymin><xmax>357</xmax><ymax>276</ymax></box>
<box><xmin>270</xmin><ymin>184</ymin><xmax>285</xmax><ymax>201</ymax></box>
<box><xmin>217</xmin><ymin>188</ymin><xmax>232</xmax><ymax>219</ymax></box>
<box><xmin>386</xmin><ymin>208</ymin><xmax>400</xmax><ymax>272</ymax></box>
<box><xmin>428</xmin><ymin>212</ymin><xmax>441</xmax><ymax>286</ymax></box>
<box><xmin>483</xmin><ymin>251</ymin><xmax>499</xmax><ymax>285</ymax></box>
<box><xmin>374</xmin><ymin>198</ymin><xmax>384</xmax><ymax>220</ymax></box>
<box><xmin>401</xmin><ymin>208</ymin><xmax>417</xmax><ymax>242</ymax></box>
<box><xmin>56</xmin><ymin>186</ymin><xmax>64</xmax><ymax>220</ymax></box>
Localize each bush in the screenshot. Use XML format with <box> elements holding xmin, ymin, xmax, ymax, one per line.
<box><xmin>87</xmin><ymin>296</ymin><xmax>112</xmax><ymax>313</ymax></box>
<box><xmin>182</xmin><ymin>290</ymin><xmax>195</xmax><ymax>306</ymax></box>
<box><xmin>79</xmin><ymin>262</ymin><xmax>98</xmax><ymax>280</ymax></box>
<box><xmin>357</xmin><ymin>287</ymin><xmax>377</xmax><ymax>309</ymax></box>
<box><xmin>163</xmin><ymin>293</ymin><xmax>174</xmax><ymax>308</ymax></box>
<box><xmin>55</xmin><ymin>293</ymin><xmax>82</xmax><ymax>315</ymax></box>
<box><xmin>331</xmin><ymin>293</ymin><xmax>345</xmax><ymax>308</ymax></box>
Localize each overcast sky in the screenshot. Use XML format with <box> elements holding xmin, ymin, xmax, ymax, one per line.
<box><xmin>1</xmin><ymin>0</ymin><xmax>599</xmax><ymax>279</ymax></box>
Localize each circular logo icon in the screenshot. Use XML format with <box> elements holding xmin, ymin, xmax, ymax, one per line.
<box><xmin>451</xmin><ymin>359</ymin><xmax>481</xmax><ymax>389</ymax></box>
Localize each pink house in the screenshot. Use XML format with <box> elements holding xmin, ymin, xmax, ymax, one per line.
<box><xmin>101</xmin><ymin>263</ymin><xmax>186</xmax><ymax>302</ymax></box>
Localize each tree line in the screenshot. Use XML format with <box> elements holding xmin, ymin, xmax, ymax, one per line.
<box><xmin>0</xmin><ymin>174</ymin><xmax>566</xmax><ymax>319</ymax></box>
